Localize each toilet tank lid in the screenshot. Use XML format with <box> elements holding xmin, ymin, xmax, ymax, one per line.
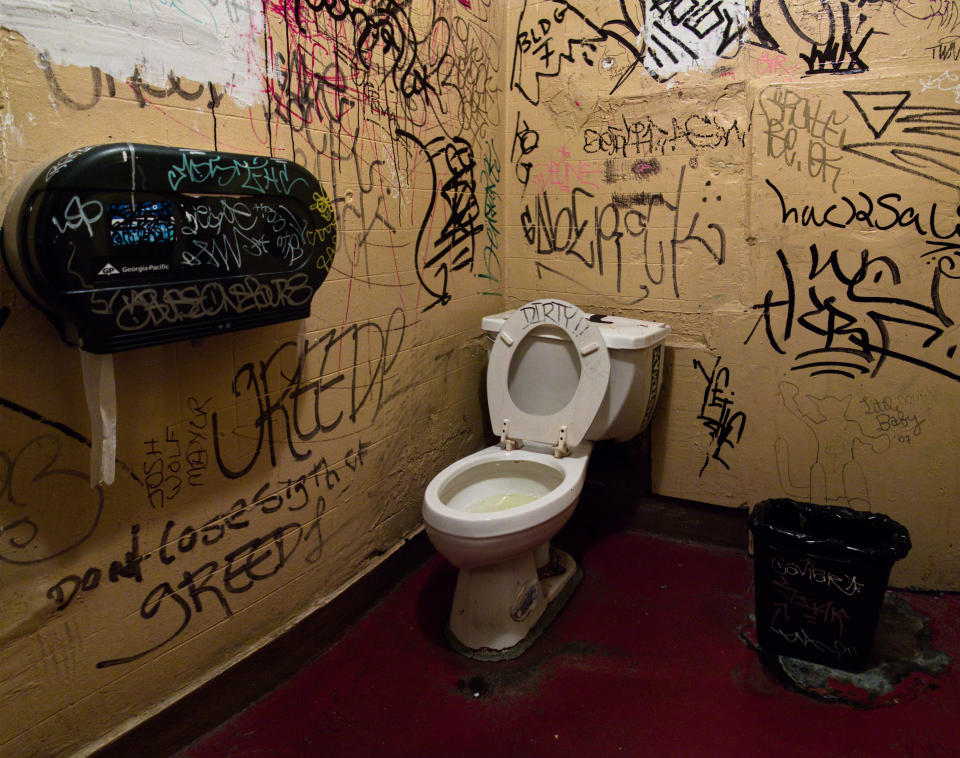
<box><xmin>481</xmin><ymin>310</ymin><xmax>670</xmax><ymax>350</ymax></box>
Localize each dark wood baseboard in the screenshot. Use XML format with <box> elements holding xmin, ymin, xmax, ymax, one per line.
<box><xmin>623</xmin><ymin>493</ymin><xmax>749</xmax><ymax>550</ymax></box>
<box><xmin>93</xmin><ymin>530</ymin><xmax>434</xmax><ymax>758</ymax></box>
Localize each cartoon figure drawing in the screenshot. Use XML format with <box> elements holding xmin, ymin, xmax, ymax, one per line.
<box><xmin>775</xmin><ymin>382</ymin><xmax>889</xmax><ymax>509</ymax></box>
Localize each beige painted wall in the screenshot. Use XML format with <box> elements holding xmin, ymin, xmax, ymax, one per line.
<box><xmin>0</xmin><ymin>1</ymin><xmax>505</xmax><ymax>755</ymax></box>
<box><xmin>504</xmin><ymin>0</ymin><xmax>960</xmax><ymax>590</ymax></box>
<box><xmin>3</xmin><ymin>0</ymin><xmax>960</xmax><ymax>754</ymax></box>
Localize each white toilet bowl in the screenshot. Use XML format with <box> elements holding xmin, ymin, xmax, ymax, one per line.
<box><xmin>423</xmin><ymin>441</ymin><xmax>590</xmax><ymax>568</ymax></box>
<box><xmin>422</xmin><ymin>299</ymin><xmax>670</xmax><ymax>659</ymax></box>
<box><xmin>423</xmin><ymin>441</ymin><xmax>590</xmax><ymax>658</ymax></box>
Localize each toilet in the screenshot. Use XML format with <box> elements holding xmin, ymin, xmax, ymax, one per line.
<box><xmin>422</xmin><ymin>299</ymin><xmax>670</xmax><ymax>660</ymax></box>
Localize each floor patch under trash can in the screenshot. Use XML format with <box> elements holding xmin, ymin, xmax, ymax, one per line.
<box><xmin>749</xmin><ymin>499</ymin><xmax>911</xmax><ymax>672</ymax></box>
<box><xmin>739</xmin><ymin>594</ymin><xmax>950</xmax><ymax>708</ymax></box>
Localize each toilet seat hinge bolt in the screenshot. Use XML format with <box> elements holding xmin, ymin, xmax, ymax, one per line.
<box><xmin>500</xmin><ymin>419</ymin><xmax>522</xmax><ymax>451</ymax></box>
<box><xmin>553</xmin><ymin>426</ymin><xmax>570</xmax><ymax>458</ymax></box>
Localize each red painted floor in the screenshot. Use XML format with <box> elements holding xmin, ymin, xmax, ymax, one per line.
<box><xmin>181</xmin><ymin>531</ymin><xmax>959</xmax><ymax>758</ymax></box>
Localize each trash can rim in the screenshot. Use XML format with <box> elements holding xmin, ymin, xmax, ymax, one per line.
<box><xmin>749</xmin><ymin>498</ymin><xmax>911</xmax><ymax>563</ymax></box>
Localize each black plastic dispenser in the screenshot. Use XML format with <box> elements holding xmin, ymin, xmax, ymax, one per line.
<box><xmin>1</xmin><ymin>143</ymin><xmax>337</xmax><ymax>352</ymax></box>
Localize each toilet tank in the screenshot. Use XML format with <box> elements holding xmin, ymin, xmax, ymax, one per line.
<box><xmin>481</xmin><ymin>310</ymin><xmax>670</xmax><ymax>442</ymax></box>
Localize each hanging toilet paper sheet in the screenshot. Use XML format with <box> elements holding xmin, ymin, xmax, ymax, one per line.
<box><xmin>80</xmin><ymin>350</ymin><xmax>116</xmax><ymax>487</ymax></box>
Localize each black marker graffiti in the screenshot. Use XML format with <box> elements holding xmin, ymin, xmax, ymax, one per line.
<box><xmin>143</xmin><ymin>432</ymin><xmax>183</xmax><ymax>510</ymax></box>
<box><xmin>397</xmin><ymin>131</ymin><xmax>482</xmax><ymax>311</ymax></box>
<box><xmin>584</xmin><ymin>112</ymin><xmax>748</xmax><ymax>158</ymax></box>
<box><xmin>694</xmin><ymin>356</ymin><xmax>746</xmax><ymax>475</ymax></box>
<box><xmin>927</xmin><ymin>36</ymin><xmax>960</xmax><ymax>61</ymax></box>
<box><xmin>644</xmin><ymin>0</ymin><xmax>747</xmax><ymax>80</ymax></box>
<box><xmin>749</xmin><ymin>0</ymin><xmax>882</xmax><ymax>66</ymax></box>
<box><xmin>511</xmin><ymin>0</ymin><xmax>644</xmax><ymax>104</ymax></box>
<box><xmin>765</xmin><ymin>178</ymin><xmax>960</xmax><ymax>240</ymax></box>
<box><xmin>185</xmin><ymin>396</ymin><xmax>211</xmax><ymax>487</ymax></box>
<box><xmin>860</xmin><ymin>395</ymin><xmax>926</xmax><ymax>444</ymax></box>
<box><xmin>843</xmin><ymin>89</ymin><xmax>960</xmax><ymax>191</ymax></box>
<box><xmin>511</xmin><ymin>112</ymin><xmax>540</xmax><ymax>188</ymax></box>
<box><xmin>747</xmin><ymin>244</ymin><xmax>960</xmax><ymax>383</ymax></box>
<box><xmin>212</xmin><ymin>310</ymin><xmax>405</xmax><ymax>479</ymax></box>
<box><xmin>38</xmin><ymin>55</ymin><xmax>225</xmax><ymax>113</ymax></box>
<box><xmin>141</xmin><ymin>397</ymin><xmax>209</xmax><ymax>509</ymax></box>
<box><xmin>46</xmin><ymin>524</ymin><xmax>144</xmax><ymax>611</ymax></box>
<box><xmin>798</xmin><ymin>7</ymin><xmax>875</xmax><ymax>75</ymax></box>
<box><xmin>518</xmin><ymin>299</ymin><xmax>591</xmax><ymax>336</ymax></box>
<box><xmin>0</xmin><ymin>435</ymin><xmax>103</xmax><ymax>565</ymax></box>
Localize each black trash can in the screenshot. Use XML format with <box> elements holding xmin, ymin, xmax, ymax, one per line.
<box><xmin>749</xmin><ymin>499</ymin><xmax>911</xmax><ymax>671</ymax></box>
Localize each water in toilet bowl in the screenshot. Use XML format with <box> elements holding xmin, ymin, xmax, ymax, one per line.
<box><xmin>466</xmin><ymin>492</ymin><xmax>539</xmax><ymax>513</ymax></box>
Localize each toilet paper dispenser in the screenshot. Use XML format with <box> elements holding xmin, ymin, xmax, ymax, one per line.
<box><xmin>1</xmin><ymin>143</ymin><xmax>337</xmax><ymax>353</ymax></box>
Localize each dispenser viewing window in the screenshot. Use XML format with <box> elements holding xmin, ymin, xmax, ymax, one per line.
<box><xmin>1</xmin><ymin>143</ymin><xmax>338</xmax><ymax>352</ymax></box>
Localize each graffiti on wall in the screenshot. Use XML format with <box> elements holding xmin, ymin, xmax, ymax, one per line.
<box><xmin>25</xmin><ymin>0</ymin><xmax>502</xmax><ymax>315</ymax></box>
<box><xmin>0</xmin><ymin>0</ymin><xmax>510</xmax><ymax>703</ymax></box>
<box><xmin>3</xmin><ymin>0</ymin><xmax>960</xmax><ymax>722</ymax></box>
<box><xmin>479</xmin><ymin>138</ymin><xmax>503</xmax><ymax>295</ymax></box>
<box><xmin>212</xmin><ymin>309</ymin><xmax>406</xmax><ymax>479</ymax></box>
<box><xmin>397</xmin><ymin>131</ymin><xmax>483</xmax><ymax>311</ymax></box>
<box><xmin>757</xmin><ymin>86</ymin><xmax>847</xmax><ymax>191</ymax></box>
<box><xmin>747</xmin><ymin>179</ymin><xmax>960</xmax><ymax>383</ymax></box>
<box><xmin>842</xmin><ymin>88</ymin><xmax>960</xmax><ymax>192</ymax></box>
<box><xmin>748</xmin><ymin>0</ymin><xmax>884</xmax><ymax>74</ymax></box>
<box><xmin>644</xmin><ymin>0</ymin><xmax>748</xmax><ymax>80</ymax></box>
<box><xmin>511</xmin><ymin>0</ymin><xmax>645</xmax><ymax>103</ymax></box>
<box><xmin>0</xmin><ymin>434</ymin><xmax>103</xmax><ymax>565</ymax></box>
<box><xmin>263</xmin><ymin>0</ymin><xmax>499</xmax><ymax>312</ymax></box>
<box><xmin>694</xmin><ymin>355</ymin><xmax>747</xmax><ymax>475</ymax></box>
<box><xmin>45</xmin><ymin>437</ymin><xmax>370</xmax><ymax>668</ymax></box>
<box><xmin>520</xmin><ymin>164</ymin><xmax>726</xmax><ymax>300</ymax></box>
<box><xmin>22</xmin><ymin>301</ymin><xmax>401</xmax><ymax>667</ymax></box>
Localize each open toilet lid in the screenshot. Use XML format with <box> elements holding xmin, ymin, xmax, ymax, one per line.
<box><xmin>487</xmin><ymin>299</ymin><xmax>610</xmax><ymax>453</ymax></box>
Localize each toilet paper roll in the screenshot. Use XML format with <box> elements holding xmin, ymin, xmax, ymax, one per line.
<box><xmin>80</xmin><ymin>350</ymin><xmax>116</xmax><ymax>487</ymax></box>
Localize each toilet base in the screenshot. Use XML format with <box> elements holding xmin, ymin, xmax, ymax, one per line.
<box><xmin>445</xmin><ymin>547</ymin><xmax>582</xmax><ymax>661</ymax></box>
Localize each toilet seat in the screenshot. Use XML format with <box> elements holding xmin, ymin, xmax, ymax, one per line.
<box><xmin>487</xmin><ymin>299</ymin><xmax>610</xmax><ymax>456</ymax></box>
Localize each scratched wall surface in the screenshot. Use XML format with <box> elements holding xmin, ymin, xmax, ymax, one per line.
<box><xmin>0</xmin><ymin>1</ymin><xmax>504</xmax><ymax>755</ymax></box>
<box><xmin>505</xmin><ymin>0</ymin><xmax>960</xmax><ymax>591</ymax></box>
